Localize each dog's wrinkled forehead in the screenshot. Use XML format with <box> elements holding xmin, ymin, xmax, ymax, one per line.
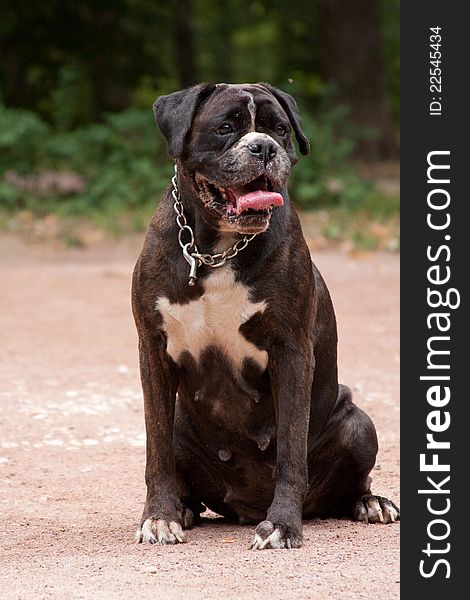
<box><xmin>153</xmin><ymin>82</ymin><xmax>310</xmax><ymax>158</ymax></box>
<box><xmin>195</xmin><ymin>83</ymin><xmax>285</xmax><ymax>127</ymax></box>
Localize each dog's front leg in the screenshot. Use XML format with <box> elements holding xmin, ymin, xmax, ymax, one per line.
<box><xmin>135</xmin><ymin>334</ymin><xmax>185</xmax><ymax>545</ymax></box>
<box><xmin>251</xmin><ymin>342</ymin><xmax>314</xmax><ymax>550</ymax></box>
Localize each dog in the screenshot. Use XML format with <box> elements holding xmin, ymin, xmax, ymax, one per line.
<box><xmin>132</xmin><ymin>83</ymin><xmax>399</xmax><ymax>549</ymax></box>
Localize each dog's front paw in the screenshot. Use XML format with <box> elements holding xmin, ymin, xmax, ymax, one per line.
<box><xmin>353</xmin><ymin>495</ymin><xmax>400</xmax><ymax>524</ymax></box>
<box><xmin>136</xmin><ymin>501</ymin><xmax>195</xmax><ymax>545</ymax></box>
<box><xmin>250</xmin><ymin>519</ymin><xmax>303</xmax><ymax>550</ymax></box>
<box><xmin>136</xmin><ymin>517</ymin><xmax>186</xmax><ymax>545</ymax></box>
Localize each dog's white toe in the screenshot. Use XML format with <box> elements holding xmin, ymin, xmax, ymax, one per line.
<box><xmin>136</xmin><ymin>518</ymin><xmax>186</xmax><ymax>545</ymax></box>
<box><xmin>353</xmin><ymin>495</ymin><xmax>400</xmax><ymax>524</ymax></box>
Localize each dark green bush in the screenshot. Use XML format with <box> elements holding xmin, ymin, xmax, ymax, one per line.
<box><xmin>48</xmin><ymin>65</ymin><xmax>94</xmax><ymax>131</ymax></box>
<box><xmin>289</xmin><ymin>103</ymin><xmax>374</xmax><ymax>210</ymax></box>
<box><xmin>0</xmin><ymin>100</ymin><xmax>376</xmax><ymax>217</ymax></box>
<box><xmin>44</xmin><ymin>108</ymin><xmax>173</xmax><ymax>213</ymax></box>
<box><xmin>0</xmin><ymin>104</ymin><xmax>173</xmax><ymax>214</ymax></box>
<box><xmin>0</xmin><ymin>105</ymin><xmax>49</xmax><ymax>175</ymax></box>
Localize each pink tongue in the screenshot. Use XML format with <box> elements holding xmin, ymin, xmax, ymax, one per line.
<box><xmin>235</xmin><ymin>190</ymin><xmax>284</xmax><ymax>214</ymax></box>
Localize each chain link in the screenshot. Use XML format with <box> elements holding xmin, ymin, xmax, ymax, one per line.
<box><xmin>172</xmin><ymin>164</ymin><xmax>257</xmax><ymax>276</ymax></box>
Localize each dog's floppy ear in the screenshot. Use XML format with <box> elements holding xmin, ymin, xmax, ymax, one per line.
<box><xmin>258</xmin><ymin>83</ymin><xmax>310</xmax><ymax>155</ymax></box>
<box><xmin>153</xmin><ymin>83</ymin><xmax>217</xmax><ymax>158</ymax></box>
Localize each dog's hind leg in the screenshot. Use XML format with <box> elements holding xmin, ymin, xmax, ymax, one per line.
<box><xmin>173</xmin><ymin>406</ymin><xmax>241</xmax><ymax>524</ymax></box>
<box><xmin>172</xmin><ymin>409</ymin><xmax>205</xmax><ymax>527</ymax></box>
<box><xmin>303</xmin><ymin>384</ymin><xmax>399</xmax><ymax>523</ymax></box>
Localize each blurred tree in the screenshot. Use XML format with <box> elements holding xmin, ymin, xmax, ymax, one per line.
<box><xmin>317</xmin><ymin>0</ymin><xmax>397</xmax><ymax>159</ymax></box>
<box><xmin>207</xmin><ymin>0</ymin><xmax>235</xmax><ymax>82</ymax></box>
<box><xmin>0</xmin><ymin>0</ymin><xmax>399</xmax><ymax>159</ymax></box>
<box><xmin>0</xmin><ymin>0</ymin><xmax>172</xmax><ymax>117</ymax></box>
<box><xmin>275</xmin><ymin>0</ymin><xmax>319</xmax><ymax>85</ymax></box>
<box><xmin>381</xmin><ymin>0</ymin><xmax>400</xmax><ymax>125</ymax></box>
<box><xmin>174</xmin><ymin>0</ymin><xmax>199</xmax><ymax>87</ymax></box>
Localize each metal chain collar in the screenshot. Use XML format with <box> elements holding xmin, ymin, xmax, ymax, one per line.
<box><xmin>171</xmin><ymin>164</ymin><xmax>257</xmax><ymax>286</ymax></box>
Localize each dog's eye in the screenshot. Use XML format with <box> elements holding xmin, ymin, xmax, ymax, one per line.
<box><xmin>276</xmin><ymin>124</ymin><xmax>288</xmax><ymax>137</ymax></box>
<box><xmin>216</xmin><ymin>123</ymin><xmax>234</xmax><ymax>135</ymax></box>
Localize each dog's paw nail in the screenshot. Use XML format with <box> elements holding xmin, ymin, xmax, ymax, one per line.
<box><xmin>138</xmin><ymin>518</ymin><xmax>186</xmax><ymax>545</ymax></box>
<box><xmin>381</xmin><ymin>499</ymin><xmax>400</xmax><ymax>523</ymax></box>
<box><xmin>181</xmin><ymin>507</ymin><xmax>194</xmax><ymax>530</ymax></box>
<box><xmin>354</xmin><ymin>495</ymin><xmax>400</xmax><ymax>525</ymax></box>
<box><xmin>354</xmin><ymin>502</ymin><xmax>369</xmax><ymax>524</ymax></box>
<box><xmin>251</xmin><ymin>520</ymin><xmax>302</xmax><ymax>550</ymax></box>
<box><xmin>169</xmin><ymin>521</ymin><xmax>185</xmax><ymax>542</ymax></box>
<box><xmin>250</xmin><ymin>533</ymin><xmax>263</xmax><ymax>550</ymax></box>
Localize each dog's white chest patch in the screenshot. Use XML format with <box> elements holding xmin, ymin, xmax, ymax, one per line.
<box><xmin>156</xmin><ymin>268</ymin><xmax>268</xmax><ymax>371</ymax></box>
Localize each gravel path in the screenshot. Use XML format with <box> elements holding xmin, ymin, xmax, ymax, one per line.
<box><xmin>0</xmin><ymin>234</ymin><xmax>399</xmax><ymax>599</ymax></box>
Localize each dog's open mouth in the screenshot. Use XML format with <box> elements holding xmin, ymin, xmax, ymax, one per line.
<box><xmin>195</xmin><ymin>174</ymin><xmax>284</xmax><ymax>233</ymax></box>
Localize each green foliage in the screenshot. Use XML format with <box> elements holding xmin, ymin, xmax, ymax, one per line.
<box><xmin>0</xmin><ymin>0</ymin><xmax>399</xmax><ymax>127</ymax></box>
<box><xmin>0</xmin><ymin>97</ymin><xmax>391</xmax><ymax>226</ymax></box>
<box><xmin>48</xmin><ymin>65</ymin><xmax>94</xmax><ymax>130</ymax></box>
<box><xmin>289</xmin><ymin>99</ymin><xmax>373</xmax><ymax>210</ymax></box>
<box><xmin>0</xmin><ymin>0</ymin><xmax>399</xmax><ymax>248</ymax></box>
<box><xmin>381</xmin><ymin>0</ymin><xmax>400</xmax><ymax>125</ymax></box>
<box><xmin>72</xmin><ymin>109</ymin><xmax>172</xmax><ymax>212</ymax></box>
<box><xmin>0</xmin><ymin>104</ymin><xmax>172</xmax><ymax>216</ymax></box>
<box><xmin>0</xmin><ymin>98</ymin><xmax>398</xmax><ymax>251</ymax></box>
<box><xmin>0</xmin><ymin>181</ymin><xmax>21</xmax><ymax>209</ymax></box>
<box><xmin>0</xmin><ymin>105</ymin><xmax>49</xmax><ymax>175</ymax></box>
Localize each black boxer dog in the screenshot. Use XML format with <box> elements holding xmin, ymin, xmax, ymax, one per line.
<box><xmin>132</xmin><ymin>83</ymin><xmax>399</xmax><ymax>549</ymax></box>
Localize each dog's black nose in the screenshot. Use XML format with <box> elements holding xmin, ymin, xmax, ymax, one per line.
<box><xmin>248</xmin><ymin>141</ymin><xmax>277</xmax><ymax>164</ymax></box>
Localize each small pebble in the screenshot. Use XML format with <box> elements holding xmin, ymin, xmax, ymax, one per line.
<box><xmin>144</xmin><ymin>566</ymin><xmax>157</xmax><ymax>574</ymax></box>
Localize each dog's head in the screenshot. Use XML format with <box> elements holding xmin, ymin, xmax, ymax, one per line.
<box><xmin>154</xmin><ymin>83</ymin><xmax>309</xmax><ymax>235</ymax></box>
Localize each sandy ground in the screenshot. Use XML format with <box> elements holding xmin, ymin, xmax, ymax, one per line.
<box><xmin>0</xmin><ymin>233</ymin><xmax>399</xmax><ymax>599</ymax></box>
